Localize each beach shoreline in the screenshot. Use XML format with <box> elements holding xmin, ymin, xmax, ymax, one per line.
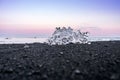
<box><xmin>0</xmin><ymin>41</ymin><xmax>120</xmax><ymax>80</ymax></box>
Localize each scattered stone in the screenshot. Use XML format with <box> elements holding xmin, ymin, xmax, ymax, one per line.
<box><xmin>4</xmin><ymin>68</ymin><xmax>14</xmax><ymax>73</ymax></box>
<box><xmin>13</xmin><ymin>57</ymin><xmax>17</xmax><ymax>60</ymax></box>
<box><xmin>106</xmin><ymin>52</ymin><xmax>111</xmax><ymax>55</ymax></box>
<box><xmin>27</xmin><ymin>72</ymin><xmax>33</xmax><ymax>76</ymax></box>
<box><xmin>18</xmin><ymin>71</ymin><xmax>24</xmax><ymax>75</ymax></box>
<box><xmin>0</xmin><ymin>41</ymin><xmax>120</xmax><ymax>80</ymax></box>
<box><xmin>85</xmin><ymin>51</ymin><xmax>90</xmax><ymax>53</ymax></box>
<box><xmin>104</xmin><ymin>45</ymin><xmax>108</xmax><ymax>47</ymax></box>
<box><xmin>18</xmin><ymin>65</ymin><xmax>22</xmax><ymax>68</ymax></box>
<box><xmin>0</xmin><ymin>65</ymin><xmax>3</xmax><ymax>69</ymax></box>
<box><xmin>74</xmin><ymin>69</ymin><xmax>81</xmax><ymax>74</ymax></box>
<box><xmin>42</xmin><ymin>74</ymin><xmax>48</xmax><ymax>79</ymax></box>
<box><xmin>59</xmin><ymin>52</ymin><xmax>64</xmax><ymax>55</ymax></box>
<box><xmin>110</xmin><ymin>73</ymin><xmax>119</xmax><ymax>80</ymax></box>
<box><xmin>38</xmin><ymin>64</ymin><xmax>43</xmax><ymax>68</ymax></box>
<box><xmin>22</xmin><ymin>55</ymin><xmax>28</xmax><ymax>58</ymax></box>
<box><xmin>66</xmin><ymin>60</ymin><xmax>70</xmax><ymax>63</ymax></box>
<box><xmin>33</xmin><ymin>71</ymin><xmax>41</xmax><ymax>75</ymax></box>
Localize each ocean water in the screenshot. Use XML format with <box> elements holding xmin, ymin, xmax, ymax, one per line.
<box><xmin>89</xmin><ymin>36</ymin><xmax>120</xmax><ymax>42</ymax></box>
<box><xmin>0</xmin><ymin>37</ymin><xmax>120</xmax><ymax>44</ymax></box>
<box><xmin>0</xmin><ymin>38</ymin><xmax>47</xmax><ymax>44</ymax></box>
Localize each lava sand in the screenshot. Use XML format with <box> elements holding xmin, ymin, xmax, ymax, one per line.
<box><xmin>0</xmin><ymin>41</ymin><xmax>120</xmax><ymax>80</ymax></box>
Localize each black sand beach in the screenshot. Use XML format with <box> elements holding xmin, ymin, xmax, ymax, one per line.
<box><xmin>0</xmin><ymin>41</ymin><xmax>120</xmax><ymax>80</ymax></box>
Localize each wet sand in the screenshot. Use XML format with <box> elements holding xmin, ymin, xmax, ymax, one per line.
<box><xmin>0</xmin><ymin>41</ymin><xmax>120</xmax><ymax>80</ymax></box>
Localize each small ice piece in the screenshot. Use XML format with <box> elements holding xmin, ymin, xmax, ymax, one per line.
<box><xmin>88</xmin><ymin>42</ymin><xmax>91</xmax><ymax>44</ymax></box>
<box><xmin>24</xmin><ymin>45</ymin><xmax>29</xmax><ymax>48</ymax></box>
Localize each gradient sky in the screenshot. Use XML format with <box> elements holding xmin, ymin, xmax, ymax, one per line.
<box><xmin>0</xmin><ymin>0</ymin><xmax>120</xmax><ymax>37</ymax></box>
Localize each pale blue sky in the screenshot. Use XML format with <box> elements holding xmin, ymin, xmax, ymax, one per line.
<box><xmin>0</xmin><ymin>0</ymin><xmax>120</xmax><ymax>37</ymax></box>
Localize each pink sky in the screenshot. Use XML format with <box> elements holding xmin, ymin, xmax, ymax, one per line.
<box><xmin>0</xmin><ymin>24</ymin><xmax>120</xmax><ymax>37</ymax></box>
<box><xmin>0</xmin><ymin>0</ymin><xmax>120</xmax><ymax>37</ymax></box>
<box><xmin>0</xmin><ymin>25</ymin><xmax>53</xmax><ymax>34</ymax></box>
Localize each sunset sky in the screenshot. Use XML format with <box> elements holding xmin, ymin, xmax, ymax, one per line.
<box><xmin>0</xmin><ymin>0</ymin><xmax>120</xmax><ymax>37</ymax></box>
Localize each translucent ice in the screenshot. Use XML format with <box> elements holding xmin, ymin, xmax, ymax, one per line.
<box><xmin>47</xmin><ymin>27</ymin><xmax>90</xmax><ymax>45</ymax></box>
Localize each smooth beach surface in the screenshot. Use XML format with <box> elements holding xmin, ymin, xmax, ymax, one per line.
<box><xmin>0</xmin><ymin>36</ymin><xmax>120</xmax><ymax>44</ymax></box>
<box><xmin>0</xmin><ymin>41</ymin><xmax>120</xmax><ymax>80</ymax></box>
<box><xmin>0</xmin><ymin>38</ymin><xmax>47</xmax><ymax>44</ymax></box>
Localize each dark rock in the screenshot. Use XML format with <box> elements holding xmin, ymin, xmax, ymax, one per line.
<box><xmin>74</xmin><ymin>69</ymin><xmax>81</xmax><ymax>74</ymax></box>
<box><xmin>110</xmin><ymin>73</ymin><xmax>119</xmax><ymax>80</ymax></box>
<box><xmin>41</xmin><ymin>74</ymin><xmax>48</xmax><ymax>80</ymax></box>
<box><xmin>59</xmin><ymin>52</ymin><xmax>64</xmax><ymax>55</ymax></box>
<box><xmin>4</xmin><ymin>68</ymin><xmax>14</xmax><ymax>73</ymax></box>
<box><xmin>66</xmin><ymin>60</ymin><xmax>70</xmax><ymax>63</ymax></box>
<box><xmin>0</xmin><ymin>41</ymin><xmax>120</xmax><ymax>80</ymax></box>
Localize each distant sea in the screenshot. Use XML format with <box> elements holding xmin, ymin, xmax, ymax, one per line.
<box><xmin>0</xmin><ymin>36</ymin><xmax>120</xmax><ymax>44</ymax></box>
<box><xmin>89</xmin><ymin>36</ymin><xmax>120</xmax><ymax>42</ymax></box>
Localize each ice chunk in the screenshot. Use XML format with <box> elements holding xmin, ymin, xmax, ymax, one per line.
<box><xmin>47</xmin><ymin>27</ymin><xmax>90</xmax><ymax>45</ymax></box>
